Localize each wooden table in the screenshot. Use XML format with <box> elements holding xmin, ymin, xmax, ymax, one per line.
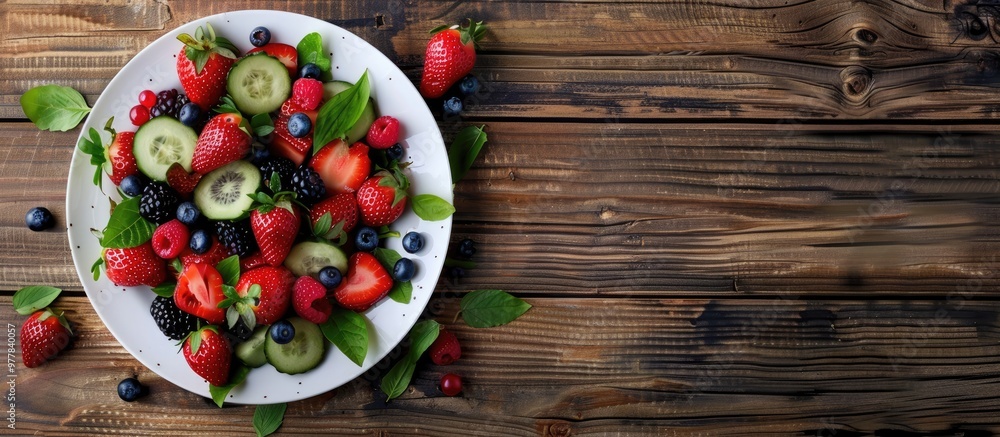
<box><xmin>3</xmin><ymin>1</ymin><xmax>1000</xmax><ymax>435</ymax></box>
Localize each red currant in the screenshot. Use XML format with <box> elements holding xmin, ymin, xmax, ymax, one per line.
<box><xmin>129</xmin><ymin>105</ymin><xmax>150</xmax><ymax>126</ymax></box>
<box><xmin>138</xmin><ymin>90</ymin><xmax>157</xmax><ymax>109</ymax></box>
<box><xmin>440</xmin><ymin>373</ymin><xmax>462</xmax><ymax>396</ymax></box>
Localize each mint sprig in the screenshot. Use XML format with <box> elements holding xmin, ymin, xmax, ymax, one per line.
<box><xmin>252</xmin><ymin>403</ymin><xmax>287</xmax><ymax>437</ymax></box>
<box><xmin>448</xmin><ymin>125</ymin><xmax>488</xmax><ymax>183</ymax></box>
<box><xmin>459</xmin><ymin>289</ymin><xmax>531</xmax><ymax>328</ymax></box>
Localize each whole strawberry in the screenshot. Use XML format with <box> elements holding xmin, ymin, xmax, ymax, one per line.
<box><xmin>310</xmin><ymin>192</ymin><xmax>359</xmax><ymax>239</ymax></box>
<box><xmin>227</xmin><ymin>265</ymin><xmax>295</xmax><ymax>327</ymax></box>
<box><xmin>191</xmin><ymin>113</ymin><xmax>252</xmax><ymax>174</ymax></box>
<box><xmin>21</xmin><ymin>308</ymin><xmax>72</xmax><ymax>368</ymax></box>
<box><xmin>419</xmin><ymin>20</ymin><xmax>486</xmax><ymax>99</ymax></box>
<box><xmin>251</xmin><ymin>195</ymin><xmax>301</xmax><ymax>267</ymax></box>
<box><xmin>176</xmin><ymin>23</ymin><xmax>239</xmax><ymax>110</ymax></box>
<box><xmin>182</xmin><ymin>326</ymin><xmax>231</xmax><ymax>386</ymax></box>
<box><xmin>356</xmin><ymin>169</ymin><xmax>409</xmax><ymax>227</ymax></box>
<box><xmin>103</xmin><ymin>242</ymin><xmax>167</xmax><ymax>287</ymax></box>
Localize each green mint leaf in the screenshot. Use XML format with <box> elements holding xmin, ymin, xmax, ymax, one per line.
<box><xmin>20</xmin><ymin>85</ymin><xmax>91</xmax><ymax>131</ymax></box>
<box><xmin>77</xmin><ymin>126</ymin><xmax>107</xmax><ymax>188</ymax></box>
<box><xmin>100</xmin><ymin>196</ymin><xmax>156</xmax><ymax>248</ymax></box>
<box><xmin>152</xmin><ymin>282</ymin><xmax>176</xmax><ymax>298</ymax></box>
<box><xmin>411</xmin><ymin>194</ymin><xmax>455</xmax><ymax>221</ymax></box>
<box><xmin>460</xmin><ymin>289</ymin><xmax>531</xmax><ymax>328</ymax></box>
<box><xmin>296</xmin><ymin>32</ymin><xmax>331</xmax><ymax>72</ymax></box>
<box><xmin>388</xmin><ymin>280</ymin><xmax>412</xmax><ymax>304</ymax></box>
<box><xmin>320</xmin><ymin>308</ymin><xmax>369</xmax><ymax>366</ymax></box>
<box><xmin>380</xmin><ymin>320</ymin><xmax>439</xmax><ymax>401</ymax></box>
<box><xmin>12</xmin><ymin>286</ymin><xmax>62</xmax><ymax>316</ymax></box>
<box><xmin>448</xmin><ymin>125</ymin><xmax>487</xmax><ymax>183</ymax></box>
<box><xmin>313</xmin><ymin>70</ymin><xmax>370</xmax><ymax>153</ymax></box>
<box><xmin>312</xmin><ymin>212</ymin><xmax>332</xmax><ymax>238</ymax></box>
<box><xmin>216</xmin><ymin>255</ymin><xmax>241</xmax><ymax>287</ymax></box>
<box><xmin>253</xmin><ymin>403</ymin><xmax>287</xmax><ymax>437</ymax></box>
<box><xmin>372</xmin><ymin>248</ymin><xmax>402</xmax><ymax>272</ymax></box>
<box><xmin>209</xmin><ymin>364</ymin><xmax>250</xmax><ymax>408</ymax></box>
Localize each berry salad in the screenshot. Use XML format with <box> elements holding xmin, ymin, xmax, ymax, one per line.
<box><xmin>70</xmin><ymin>13</ymin><xmax>452</xmax><ymax>403</ymax></box>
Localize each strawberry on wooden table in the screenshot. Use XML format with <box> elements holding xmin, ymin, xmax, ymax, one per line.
<box><xmin>177</xmin><ymin>23</ymin><xmax>239</xmax><ymax>110</ymax></box>
<box><xmin>182</xmin><ymin>326</ymin><xmax>231</xmax><ymax>386</ymax></box>
<box><xmin>21</xmin><ymin>308</ymin><xmax>72</xmax><ymax>368</ymax></box>
<box><xmin>333</xmin><ymin>252</ymin><xmax>393</xmax><ymax>312</ymax></box>
<box><xmin>419</xmin><ymin>20</ymin><xmax>487</xmax><ymax>99</ymax></box>
<box><xmin>103</xmin><ymin>242</ymin><xmax>167</xmax><ymax>287</ymax></box>
<box><xmin>356</xmin><ymin>168</ymin><xmax>409</xmax><ymax>227</ymax></box>
<box><xmin>191</xmin><ymin>113</ymin><xmax>252</xmax><ymax>174</ymax></box>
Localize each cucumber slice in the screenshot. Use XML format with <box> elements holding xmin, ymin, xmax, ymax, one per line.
<box><xmin>235</xmin><ymin>325</ymin><xmax>269</xmax><ymax>368</ymax></box>
<box><xmin>322</xmin><ymin>81</ymin><xmax>377</xmax><ymax>143</ymax></box>
<box><xmin>227</xmin><ymin>54</ymin><xmax>292</xmax><ymax>115</ymax></box>
<box><xmin>133</xmin><ymin>116</ymin><xmax>197</xmax><ymax>181</ymax></box>
<box><xmin>264</xmin><ymin>317</ymin><xmax>325</xmax><ymax>374</ymax></box>
<box><xmin>284</xmin><ymin>241</ymin><xmax>348</xmax><ymax>280</ymax></box>
<box><xmin>194</xmin><ymin>160</ymin><xmax>260</xmax><ymax>220</ymax></box>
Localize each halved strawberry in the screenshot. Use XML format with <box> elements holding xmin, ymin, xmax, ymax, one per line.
<box><xmin>280</xmin><ymin>100</ymin><xmax>318</xmax><ymax>123</ymax></box>
<box><xmin>174</xmin><ymin>263</ymin><xmax>226</xmax><ymax>324</ymax></box>
<box><xmin>247</xmin><ymin>43</ymin><xmax>297</xmax><ymax>76</ymax></box>
<box><xmin>270</xmin><ymin>112</ymin><xmax>312</xmax><ymax>166</ymax></box>
<box><xmin>178</xmin><ymin>237</ymin><xmax>230</xmax><ymax>271</ymax></box>
<box><xmin>166</xmin><ymin>163</ymin><xmax>203</xmax><ymax>195</ymax></box>
<box><xmin>309</xmin><ymin>139</ymin><xmax>371</xmax><ymax>195</ymax></box>
<box><xmin>333</xmin><ymin>252</ymin><xmax>393</xmax><ymax>312</ymax></box>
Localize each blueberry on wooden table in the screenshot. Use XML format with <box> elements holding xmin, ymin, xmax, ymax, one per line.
<box><xmin>25</xmin><ymin>207</ymin><xmax>54</xmax><ymax>231</ymax></box>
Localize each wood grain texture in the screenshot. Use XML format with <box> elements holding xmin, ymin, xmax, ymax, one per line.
<box><xmin>4</xmin><ymin>295</ymin><xmax>1000</xmax><ymax>435</ymax></box>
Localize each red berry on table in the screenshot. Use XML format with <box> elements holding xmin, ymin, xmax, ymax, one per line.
<box><xmin>191</xmin><ymin>113</ymin><xmax>252</xmax><ymax>174</ymax></box>
<box><xmin>439</xmin><ymin>373</ymin><xmax>463</xmax><ymax>396</ymax></box>
<box><xmin>429</xmin><ymin>328</ymin><xmax>462</xmax><ymax>365</ymax></box>
<box><xmin>152</xmin><ymin>219</ymin><xmax>190</xmax><ymax>259</ymax></box>
<box><xmin>247</xmin><ymin>43</ymin><xmax>298</xmax><ymax>77</ymax></box>
<box><xmin>291</xmin><ymin>78</ymin><xmax>324</xmax><ymax>111</ymax></box>
<box><xmin>176</xmin><ymin>23</ymin><xmax>239</xmax><ymax>110</ymax></box>
<box><xmin>366</xmin><ymin>116</ymin><xmax>400</xmax><ymax>150</ymax></box>
<box><xmin>419</xmin><ymin>20</ymin><xmax>486</xmax><ymax>99</ymax></box>
<box><xmin>251</xmin><ymin>198</ymin><xmax>300</xmax><ymax>267</ymax></box>
<box><xmin>310</xmin><ymin>192</ymin><xmax>359</xmax><ymax>238</ymax></box>
<box><xmin>234</xmin><ymin>266</ymin><xmax>295</xmax><ymax>326</ymax></box>
<box><xmin>292</xmin><ymin>276</ymin><xmax>333</xmax><ymax>324</ymax></box>
<box><xmin>138</xmin><ymin>89</ymin><xmax>157</xmax><ymax>109</ymax></box>
<box><xmin>20</xmin><ymin>308</ymin><xmax>72</xmax><ymax>368</ymax></box>
<box><xmin>333</xmin><ymin>252</ymin><xmax>393</xmax><ymax>312</ymax></box>
<box><xmin>103</xmin><ymin>242</ymin><xmax>167</xmax><ymax>287</ymax></box>
<box><xmin>182</xmin><ymin>326</ymin><xmax>231</xmax><ymax>387</ymax></box>
<box><xmin>129</xmin><ymin>105</ymin><xmax>150</xmax><ymax>126</ymax></box>
<box><xmin>174</xmin><ymin>262</ymin><xmax>226</xmax><ymax>324</ymax></box>
<box><xmin>356</xmin><ymin>170</ymin><xmax>409</xmax><ymax>227</ymax></box>
<box><xmin>309</xmin><ymin>139</ymin><xmax>371</xmax><ymax>195</ymax></box>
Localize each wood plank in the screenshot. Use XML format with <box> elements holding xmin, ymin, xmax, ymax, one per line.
<box><xmin>4</xmin><ymin>295</ymin><xmax>1000</xmax><ymax>435</ymax></box>
<box><xmin>5</xmin><ymin>1</ymin><xmax>1000</xmax><ymax>119</ymax></box>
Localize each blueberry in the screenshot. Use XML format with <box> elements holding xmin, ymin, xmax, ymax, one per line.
<box><xmin>299</xmin><ymin>63</ymin><xmax>321</xmax><ymax>79</ymax></box>
<box><xmin>392</xmin><ymin>258</ymin><xmax>415</xmax><ymax>282</ymax></box>
<box><xmin>250</xmin><ymin>147</ymin><xmax>271</xmax><ymax>165</ymax></box>
<box><xmin>458</xmin><ymin>75</ymin><xmax>480</xmax><ymax>96</ymax></box>
<box><xmin>287</xmin><ymin>112</ymin><xmax>312</xmax><ymax>138</ymax></box>
<box><xmin>269</xmin><ymin>320</ymin><xmax>295</xmax><ymax>344</ymax></box>
<box><xmin>25</xmin><ymin>207</ymin><xmax>54</xmax><ymax>232</ymax></box>
<box><xmin>178</xmin><ymin>102</ymin><xmax>202</xmax><ymax>127</ymax></box>
<box><xmin>448</xmin><ymin>266</ymin><xmax>466</xmax><ymax>280</ymax></box>
<box><xmin>443</xmin><ymin>96</ymin><xmax>463</xmax><ymax>116</ymax></box>
<box><xmin>249</xmin><ymin>26</ymin><xmax>271</xmax><ymax>47</ymax></box>
<box><xmin>117</xmin><ymin>377</ymin><xmax>148</xmax><ymax>402</ymax></box>
<box><xmin>355</xmin><ymin>227</ymin><xmax>379</xmax><ymax>252</ymax></box>
<box><xmin>119</xmin><ymin>174</ymin><xmax>147</xmax><ymax>197</ymax></box>
<box><xmin>189</xmin><ymin>229</ymin><xmax>210</xmax><ymax>254</ymax></box>
<box><xmin>385</xmin><ymin>143</ymin><xmax>404</xmax><ymax>162</ymax></box>
<box><xmin>457</xmin><ymin>238</ymin><xmax>476</xmax><ymax>258</ymax></box>
<box><xmin>318</xmin><ymin>266</ymin><xmax>342</xmax><ymax>289</ymax></box>
<box><xmin>402</xmin><ymin>232</ymin><xmax>424</xmax><ymax>253</ymax></box>
<box><xmin>176</xmin><ymin>201</ymin><xmax>201</xmax><ymax>226</ymax></box>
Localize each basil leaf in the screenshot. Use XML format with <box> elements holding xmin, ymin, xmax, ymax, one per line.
<box><xmin>20</xmin><ymin>85</ymin><xmax>91</xmax><ymax>131</ymax></box>
<box><xmin>209</xmin><ymin>364</ymin><xmax>249</xmax><ymax>408</ymax></box>
<box><xmin>100</xmin><ymin>196</ymin><xmax>155</xmax><ymax>248</ymax></box>
<box><xmin>460</xmin><ymin>289</ymin><xmax>531</xmax><ymax>328</ymax></box>
<box><xmin>151</xmin><ymin>282</ymin><xmax>176</xmax><ymax>298</ymax></box>
<box><xmin>252</xmin><ymin>403</ymin><xmax>287</xmax><ymax>437</ymax></box>
<box><xmin>12</xmin><ymin>286</ymin><xmax>62</xmax><ymax>316</ymax></box>
<box><xmin>408</xmin><ymin>319</ymin><xmax>440</xmax><ymax>356</ymax></box>
<box><xmin>313</xmin><ymin>70</ymin><xmax>370</xmax><ymax>152</ymax></box>
<box><xmin>250</xmin><ymin>113</ymin><xmax>274</xmax><ymax>136</ymax></box>
<box><xmin>381</xmin><ymin>320</ymin><xmax>439</xmax><ymax>400</ymax></box>
<box><xmin>320</xmin><ymin>308</ymin><xmax>369</xmax><ymax>366</ymax></box>
<box><xmin>411</xmin><ymin>194</ymin><xmax>455</xmax><ymax>221</ymax></box>
<box><xmin>372</xmin><ymin>247</ymin><xmax>401</xmax><ymax>272</ymax></box>
<box><xmin>295</xmin><ymin>32</ymin><xmax>331</xmax><ymax>72</ymax></box>
<box><xmin>448</xmin><ymin>125</ymin><xmax>487</xmax><ymax>183</ymax></box>
<box><xmin>216</xmin><ymin>255</ymin><xmax>241</xmax><ymax>287</ymax></box>
<box><xmin>388</xmin><ymin>280</ymin><xmax>412</xmax><ymax>304</ymax></box>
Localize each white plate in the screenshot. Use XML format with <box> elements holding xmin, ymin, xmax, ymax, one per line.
<box><xmin>67</xmin><ymin>10</ymin><xmax>451</xmax><ymax>404</ymax></box>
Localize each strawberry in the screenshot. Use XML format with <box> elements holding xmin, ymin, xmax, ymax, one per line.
<box><xmin>292</xmin><ymin>276</ymin><xmax>332</xmax><ymax>324</ymax></box>
<box><xmin>174</xmin><ymin>262</ymin><xmax>226</xmax><ymax>324</ymax></box>
<box><xmin>78</xmin><ymin>119</ymin><xmax>137</xmax><ymax>187</ymax></box>
<box><xmin>309</xmin><ymin>139</ymin><xmax>371</xmax><ymax>195</ymax></box>
<box><xmin>176</xmin><ymin>23</ymin><xmax>239</xmax><ymax>110</ymax></box>
<box><xmin>20</xmin><ymin>308</ymin><xmax>72</xmax><ymax>368</ymax></box>
<box><xmin>419</xmin><ymin>20</ymin><xmax>486</xmax><ymax>99</ymax></box>
<box><xmin>365</xmin><ymin>116</ymin><xmax>399</xmax><ymax>150</ymax></box>
<box><xmin>270</xmin><ymin>112</ymin><xmax>312</xmax><ymax>165</ymax></box>
<box><xmin>280</xmin><ymin>99</ymin><xmax>318</xmax><ymax>123</ymax></box>
<box><xmin>229</xmin><ymin>266</ymin><xmax>295</xmax><ymax>327</ymax></box>
<box><xmin>103</xmin><ymin>242</ymin><xmax>167</xmax><ymax>287</ymax></box>
<box><xmin>310</xmin><ymin>193</ymin><xmax>359</xmax><ymax>238</ymax></box>
<box><xmin>247</xmin><ymin>43</ymin><xmax>297</xmax><ymax>76</ymax></box>
<box><xmin>428</xmin><ymin>328</ymin><xmax>462</xmax><ymax>365</ymax></box>
<box><xmin>356</xmin><ymin>169</ymin><xmax>409</xmax><ymax>227</ymax></box>
<box><xmin>251</xmin><ymin>197</ymin><xmax>300</xmax><ymax>266</ymax></box>
<box><xmin>239</xmin><ymin>251</ymin><xmax>269</xmax><ymax>272</ymax></box>
<box><xmin>182</xmin><ymin>326</ymin><xmax>231</xmax><ymax>386</ymax></box>
<box><xmin>333</xmin><ymin>252</ymin><xmax>393</xmax><ymax>312</ymax></box>
<box><xmin>151</xmin><ymin>219</ymin><xmax>190</xmax><ymax>259</ymax></box>
<box><xmin>166</xmin><ymin>163</ymin><xmax>202</xmax><ymax>195</ymax></box>
<box><xmin>191</xmin><ymin>113</ymin><xmax>252</xmax><ymax>174</ymax></box>
<box><xmin>291</xmin><ymin>78</ymin><xmax>324</xmax><ymax>111</ymax></box>
<box><xmin>178</xmin><ymin>237</ymin><xmax>230</xmax><ymax>270</ymax></box>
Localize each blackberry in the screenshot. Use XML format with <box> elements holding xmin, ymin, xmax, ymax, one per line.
<box><xmin>139</xmin><ymin>182</ymin><xmax>180</xmax><ymax>224</ymax></box>
<box><xmin>290</xmin><ymin>165</ymin><xmax>326</xmax><ymax>205</ymax></box>
<box><xmin>150</xmin><ymin>89</ymin><xmax>189</xmax><ymax>118</ymax></box>
<box><xmin>257</xmin><ymin>157</ymin><xmax>295</xmax><ymax>191</ymax></box>
<box><xmin>216</xmin><ymin>219</ymin><xmax>258</xmax><ymax>257</ymax></box>
<box><xmin>149</xmin><ymin>296</ymin><xmax>198</xmax><ymax>340</ymax></box>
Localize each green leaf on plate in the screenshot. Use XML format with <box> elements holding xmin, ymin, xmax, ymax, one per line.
<box><xmin>320</xmin><ymin>308</ymin><xmax>369</xmax><ymax>366</ymax></box>
<box><xmin>20</xmin><ymin>85</ymin><xmax>91</xmax><ymax>132</ymax></box>
<box><xmin>252</xmin><ymin>403</ymin><xmax>287</xmax><ymax>437</ymax></box>
<box><xmin>411</xmin><ymin>194</ymin><xmax>455</xmax><ymax>221</ymax></box>
<box><xmin>388</xmin><ymin>280</ymin><xmax>412</xmax><ymax>304</ymax></box>
<box><xmin>100</xmin><ymin>196</ymin><xmax>155</xmax><ymax>248</ymax></box>
<box><xmin>209</xmin><ymin>364</ymin><xmax>250</xmax><ymax>408</ymax></box>
<box><xmin>448</xmin><ymin>125</ymin><xmax>487</xmax><ymax>183</ymax></box>
<box><xmin>151</xmin><ymin>282</ymin><xmax>176</xmax><ymax>298</ymax></box>
<box><xmin>295</xmin><ymin>32</ymin><xmax>331</xmax><ymax>72</ymax></box>
<box><xmin>460</xmin><ymin>289</ymin><xmax>531</xmax><ymax>328</ymax></box>
<box><xmin>216</xmin><ymin>255</ymin><xmax>241</xmax><ymax>287</ymax></box>
<box><xmin>372</xmin><ymin>247</ymin><xmax>402</xmax><ymax>272</ymax></box>
<box><xmin>12</xmin><ymin>286</ymin><xmax>62</xmax><ymax>316</ymax></box>
<box><xmin>313</xmin><ymin>70</ymin><xmax>369</xmax><ymax>153</ymax></box>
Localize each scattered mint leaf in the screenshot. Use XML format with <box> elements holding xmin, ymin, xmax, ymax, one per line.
<box><xmin>100</xmin><ymin>196</ymin><xmax>155</xmax><ymax>248</ymax></box>
<box><xmin>411</xmin><ymin>194</ymin><xmax>455</xmax><ymax>221</ymax></box>
<box><xmin>448</xmin><ymin>125</ymin><xmax>487</xmax><ymax>183</ymax></box>
<box><xmin>20</xmin><ymin>85</ymin><xmax>91</xmax><ymax>131</ymax></box>
<box><xmin>209</xmin><ymin>364</ymin><xmax>249</xmax><ymax>408</ymax></box>
<box><xmin>381</xmin><ymin>320</ymin><xmax>440</xmax><ymax>401</ymax></box>
<box><xmin>321</xmin><ymin>308</ymin><xmax>369</xmax><ymax>366</ymax></box>
<box><xmin>313</xmin><ymin>70</ymin><xmax>370</xmax><ymax>152</ymax></box>
<box><xmin>253</xmin><ymin>403</ymin><xmax>287</xmax><ymax>437</ymax></box>
<box><xmin>460</xmin><ymin>289</ymin><xmax>531</xmax><ymax>328</ymax></box>
<box><xmin>296</xmin><ymin>32</ymin><xmax>332</xmax><ymax>72</ymax></box>
<box><xmin>12</xmin><ymin>286</ymin><xmax>62</xmax><ymax>316</ymax></box>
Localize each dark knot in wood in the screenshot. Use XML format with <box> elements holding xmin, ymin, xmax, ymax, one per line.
<box><xmin>545</xmin><ymin>422</ymin><xmax>572</xmax><ymax>437</ymax></box>
<box><xmin>840</xmin><ymin>66</ymin><xmax>873</xmax><ymax>103</ymax></box>
<box><xmin>855</xmin><ymin>28</ymin><xmax>878</xmax><ymax>44</ymax></box>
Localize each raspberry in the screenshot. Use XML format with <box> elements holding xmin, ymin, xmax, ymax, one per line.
<box><xmin>428</xmin><ymin>329</ymin><xmax>462</xmax><ymax>365</ymax></box>
<box><xmin>291</xmin><ymin>78</ymin><xmax>324</xmax><ymax>111</ymax></box>
<box><xmin>366</xmin><ymin>116</ymin><xmax>400</xmax><ymax>149</ymax></box>
<box><xmin>152</xmin><ymin>219</ymin><xmax>190</xmax><ymax>259</ymax></box>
